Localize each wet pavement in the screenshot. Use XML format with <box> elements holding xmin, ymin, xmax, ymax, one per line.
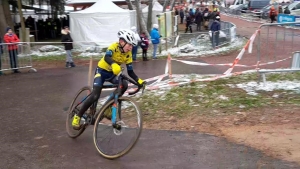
<box><xmin>0</xmin><ymin>59</ymin><xmax>299</xmax><ymax>169</ymax></box>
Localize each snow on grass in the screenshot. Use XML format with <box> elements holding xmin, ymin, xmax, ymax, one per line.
<box><xmin>233</xmin><ymin>80</ymin><xmax>300</xmax><ymax>96</ymax></box>
<box><xmin>159</xmin><ymin>37</ymin><xmax>245</xmax><ymax>57</ymax></box>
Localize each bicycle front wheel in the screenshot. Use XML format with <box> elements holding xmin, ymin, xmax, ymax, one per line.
<box><xmin>66</xmin><ymin>86</ymin><xmax>92</xmax><ymax>138</ymax></box>
<box><xmin>93</xmin><ymin>97</ymin><xmax>143</xmax><ymax>159</ymax></box>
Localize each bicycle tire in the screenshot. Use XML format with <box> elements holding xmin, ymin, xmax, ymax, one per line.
<box><xmin>66</xmin><ymin>86</ymin><xmax>92</xmax><ymax>138</ymax></box>
<box><xmin>93</xmin><ymin>97</ymin><xmax>143</xmax><ymax>159</ymax></box>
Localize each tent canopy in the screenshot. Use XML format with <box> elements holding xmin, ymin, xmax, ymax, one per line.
<box><xmin>142</xmin><ymin>1</ymin><xmax>163</xmax><ymax>12</ymax></box>
<box><xmin>69</xmin><ymin>0</ymin><xmax>136</xmax><ymax>47</ymax></box>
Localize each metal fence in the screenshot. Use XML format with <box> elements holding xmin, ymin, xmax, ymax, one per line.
<box><xmin>256</xmin><ymin>22</ymin><xmax>300</xmax><ymax>65</ymax></box>
<box><xmin>0</xmin><ymin>39</ymin><xmax>180</xmax><ymax>74</ymax></box>
<box><xmin>0</xmin><ymin>43</ymin><xmax>36</xmax><ymax>73</ymax></box>
<box><xmin>226</xmin><ymin>22</ymin><xmax>300</xmax><ymax>74</ymax></box>
<box><xmin>174</xmin><ymin>20</ymin><xmax>236</xmax><ymax>55</ymax></box>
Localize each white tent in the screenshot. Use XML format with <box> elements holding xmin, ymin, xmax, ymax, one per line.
<box><xmin>142</xmin><ymin>1</ymin><xmax>163</xmax><ymax>13</ymax></box>
<box><xmin>142</xmin><ymin>1</ymin><xmax>168</xmax><ymax>25</ymax></box>
<box><xmin>69</xmin><ymin>0</ymin><xmax>136</xmax><ymax>47</ymax></box>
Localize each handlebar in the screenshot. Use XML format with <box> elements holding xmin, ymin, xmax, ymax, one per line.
<box><xmin>127</xmin><ymin>80</ymin><xmax>147</xmax><ymax>96</ymax></box>
<box><xmin>105</xmin><ymin>67</ymin><xmax>147</xmax><ymax>96</ymax></box>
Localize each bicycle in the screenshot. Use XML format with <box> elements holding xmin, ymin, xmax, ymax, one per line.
<box><xmin>66</xmin><ymin>68</ymin><xmax>146</xmax><ymax>159</ymax></box>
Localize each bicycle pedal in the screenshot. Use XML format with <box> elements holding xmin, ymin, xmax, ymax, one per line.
<box><xmin>113</xmin><ymin>124</ymin><xmax>122</xmax><ymax>130</ymax></box>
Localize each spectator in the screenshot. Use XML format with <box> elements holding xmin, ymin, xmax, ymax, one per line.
<box><xmin>180</xmin><ymin>9</ymin><xmax>185</xmax><ymax>24</ymax></box>
<box><xmin>0</xmin><ymin>37</ymin><xmax>3</xmax><ymax>75</ymax></box>
<box><xmin>130</xmin><ymin>26</ymin><xmax>141</xmax><ymax>62</ymax></box>
<box><xmin>195</xmin><ymin>10</ymin><xmax>203</xmax><ymax>31</ymax></box>
<box><xmin>210</xmin><ymin>16</ymin><xmax>221</xmax><ymax>49</ymax></box>
<box><xmin>140</xmin><ymin>32</ymin><xmax>149</xmax><ymax>61</ymax></box>
<box><xmin>150</xmin><ymin>24</ymin><xmax>160</xmax><ymax>60</ymax></box>
<box><xmin>61</xmin><ymin>26</ymin><xmax>75</xmax><ymax>68</ymax></box>
<box><xmin>3</xmin><ymin>27</ymin><xmax>20</xmax><ymax>73</ymax></box>
<box><xmin>269</xmin><ymin>6</ymin><xmax>278</xmax><ymax>23</ymax></box>
<box><xmin>278</xmin><ymin>5</ymin><xmax>283</xmax><ymax>14</ymax></box>
<box><xmin>284</xmin><ymin>7</ymin><xmax>291</xmax><ymax>14</ymax></box>
<box><xmin>185</xmin><ymin>13</ymin><xmax>193</xmax><ymax>33</ymax></box>
<box><xmin>175</xmin><ymin>9</ymin><xmax>179</xmax><ymax>16</ymax></box>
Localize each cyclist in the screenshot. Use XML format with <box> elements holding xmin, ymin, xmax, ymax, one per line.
<box><xmin>72</xmin><ymin>29</ymin><xmax>145</xmax><ymax>130</ymax></box>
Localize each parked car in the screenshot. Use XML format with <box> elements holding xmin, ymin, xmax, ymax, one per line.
<box><xmin>229</xmin><ymin>3</ymin><xmax>249</xmax><ymax>14</ymax></box>
<box><xmin>252</xmin><ymin>5</ymin><xmax>272</xmax><ymax>18</ymax></box>
<box><xmin>285</xmin><ymin>1</ymin><xmax>300</xmax><ymax>15</ymax></box>
<box><xmin>229</xmin><ymin>0</ymin><xmax>248</xmax><ymax>9</ymax></box>
<box><xmin>247</xmin><ymin>0</ymin><xmax>270</xmax><ymax>11</ymax></box>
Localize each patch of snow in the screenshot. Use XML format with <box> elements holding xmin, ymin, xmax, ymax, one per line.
<box><xmin>239</xmin><ymin>105</ymin><xmax>246</xmax><ymax>109</ymax></box>
<box><xmin>160</xmin><ymin>37</ymin><xmax>245</xmax><ymax>57</ymax></box>
<box><xmin>39</xmin><ymin>45</ymin><xmax>64</xmax><ymax>52</ymax></box>
<box><xmin>234</xmin><ymin>81</ymin><xmax>300</xmax><ymax>95</ymax></box>
<box><xmin>218</xmin><ymin>95</ymin><xmax>229</xmax><ymax>100</ymax></box>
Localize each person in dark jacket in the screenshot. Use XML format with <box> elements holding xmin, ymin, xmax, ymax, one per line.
<box><xmin>195</xmin><ymin>10</ymin><xmax>203</xmax><ymax>31</ymax></box>
<box><xmin>210</xmin><ymin>16</ymin><xmax>221</xmax><ymax>49</ymax></box>
<box><xmin>61</xmin><ymin>26</ymin><xmax>75</xmax><ymax>68</ymax></box>
<box><xmin>175</xmin><ymin>9</ymin><xmax>179</xmax><ymax>16</ymax></box>
<box><xmin>284</xmin><ymin>7</ymin><xmax>291</xmax><ymax>14</ymax></box>
<box><xmin>185</xmin><ymin>13</ymin><xmax>193</xmax><ymax>33</ymax></box>
<box><xmin>180</xmin><ymin>9</ymin><xmax>185</xmax><ymax>24</ymax></box>
<box><xmin>3</xmin><ymin>27</ymin><xmax>20</xmax><ymax>73</ymax></box>
<box><xmin>0</xmin><ymin>37</ymin><xmax>3</xmax><ymax>75</ymax></box>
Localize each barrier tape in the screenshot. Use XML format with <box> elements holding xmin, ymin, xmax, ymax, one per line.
<box><xmin>172</xmin><ymin>55</ymin><xmax>292</xmax><ymax>68</ymax></box>
<box><xmin>99</xmin><ymin>27</ymin><xmax>289</xmax><ymax>95</ymax></box>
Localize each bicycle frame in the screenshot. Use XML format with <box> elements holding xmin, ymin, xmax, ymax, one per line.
<box><xmin>79</xmin><ymin>71</ymin><xmax>142</xmax><ymax>127</ymax></box>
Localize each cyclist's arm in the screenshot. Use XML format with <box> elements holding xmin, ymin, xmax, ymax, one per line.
<box><xmin>104</xmin><ymin>50</ymin><xmax>114</xmax><ymax>64</ymax></box>
<box><xmin>126</xmin><ymin>64</ymin><xmax>139</xmax><ymax>82</ymax></box>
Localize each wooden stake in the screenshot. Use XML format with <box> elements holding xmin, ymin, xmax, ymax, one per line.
<box><xmin>88</xmin><ymin>56</ymin><xmax>93</xmax><ymax>87</ymax></box>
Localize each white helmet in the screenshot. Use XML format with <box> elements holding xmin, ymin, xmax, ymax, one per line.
<box><xmin>117</xmin><ymin>29</ymin><xmax>138</xmax><ymax>46</ymax></box>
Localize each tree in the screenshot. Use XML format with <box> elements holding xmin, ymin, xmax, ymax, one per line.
<box><xmin>125</xmin><ymin>0</ymin><xmax>134</xmax><ymax>10</ymax></box>
<box><xmin>162</xmin><ymin>0</ymin><xmax>169</xmax><ymax>12</ymax></box>
<box><xmin>135</xmin><ymin>0</ymin><xmax>149</xmax><ymax>37</ymax></box>
<box><xmin>17</xmin><ymin>0</ymin><xmax>26</xmax><ymax>42</ymax></box>
<box><xmin>147</xmin><ymin>0</ymin><xmax>153</xmax><ymax>33</ymax></box>
<box><xmin>170</xmin><ymin>0</ymin><xmax>176</xmax><ymax>11</ymax></box>
<box><xmin>0</xmin><ymin>0</ymin><xmax>14</xmax><ymax>36</ymax></box>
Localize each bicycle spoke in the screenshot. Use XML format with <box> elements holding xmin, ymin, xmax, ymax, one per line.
<box><xmin>93</xmin><ymin>97</ymin><xmax>143</xmax><ymax>159</ymax></box>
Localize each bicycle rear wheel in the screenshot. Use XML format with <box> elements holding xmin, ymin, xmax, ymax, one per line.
<box><xmin>66</xmin><ymin>86</ymin><xmax>92</xmax><ymax>138</ymax></box>
<box><xmin>93</xmin><ymin>97</ymin><xmax>143</xmax><ymax>159</ymax></box>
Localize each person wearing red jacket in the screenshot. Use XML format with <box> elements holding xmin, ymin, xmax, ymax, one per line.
<box><xmin>269</xmin><ymin>6</ymin><xmax>278</xmax><ymax>23</ymax></box>
<box><xmin>3</xmin><ymin>27</ymin><xmax>20</xmax><ymax>73</ymax></box>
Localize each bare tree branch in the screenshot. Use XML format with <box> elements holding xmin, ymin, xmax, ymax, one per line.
<box><xmin>125</xmin><ymin>0</ymin><xmax>134</xmax><ymax>10</ymax></box>
<box><xmin>162</xmin><ymin>0</ymin><xmax>169</xmax><ymax>12</ymax></box>
<box><xmin>170</xmin><ymin>0</ymin><xmax>176</xmax><ymax>11</ymax></box>
<box><xmin>147</xmin><ymin>0</ymin><xmax>153</xmax><ymax>32</ymax></box>
<box><xmin>135</xmin><ymin>0</ymin><xmax>149</xmax><ymax>37</ymax></box>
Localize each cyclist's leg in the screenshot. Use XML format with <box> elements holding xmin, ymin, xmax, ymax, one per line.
<box><xmin>103</xmin><ymin>78</ymin><xmax>128</xmax><ymax>120</ymax></box>
<box><xmin>72</xmin><ymin>68</ymin><xmax>107</xmax><ymax>129</ymax></box>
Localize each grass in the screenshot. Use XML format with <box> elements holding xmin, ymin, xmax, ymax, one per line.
<box><xmin>137</xmin><ymin>72</ymin><xmax>300</xmax><ymax>122</ymax></box>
